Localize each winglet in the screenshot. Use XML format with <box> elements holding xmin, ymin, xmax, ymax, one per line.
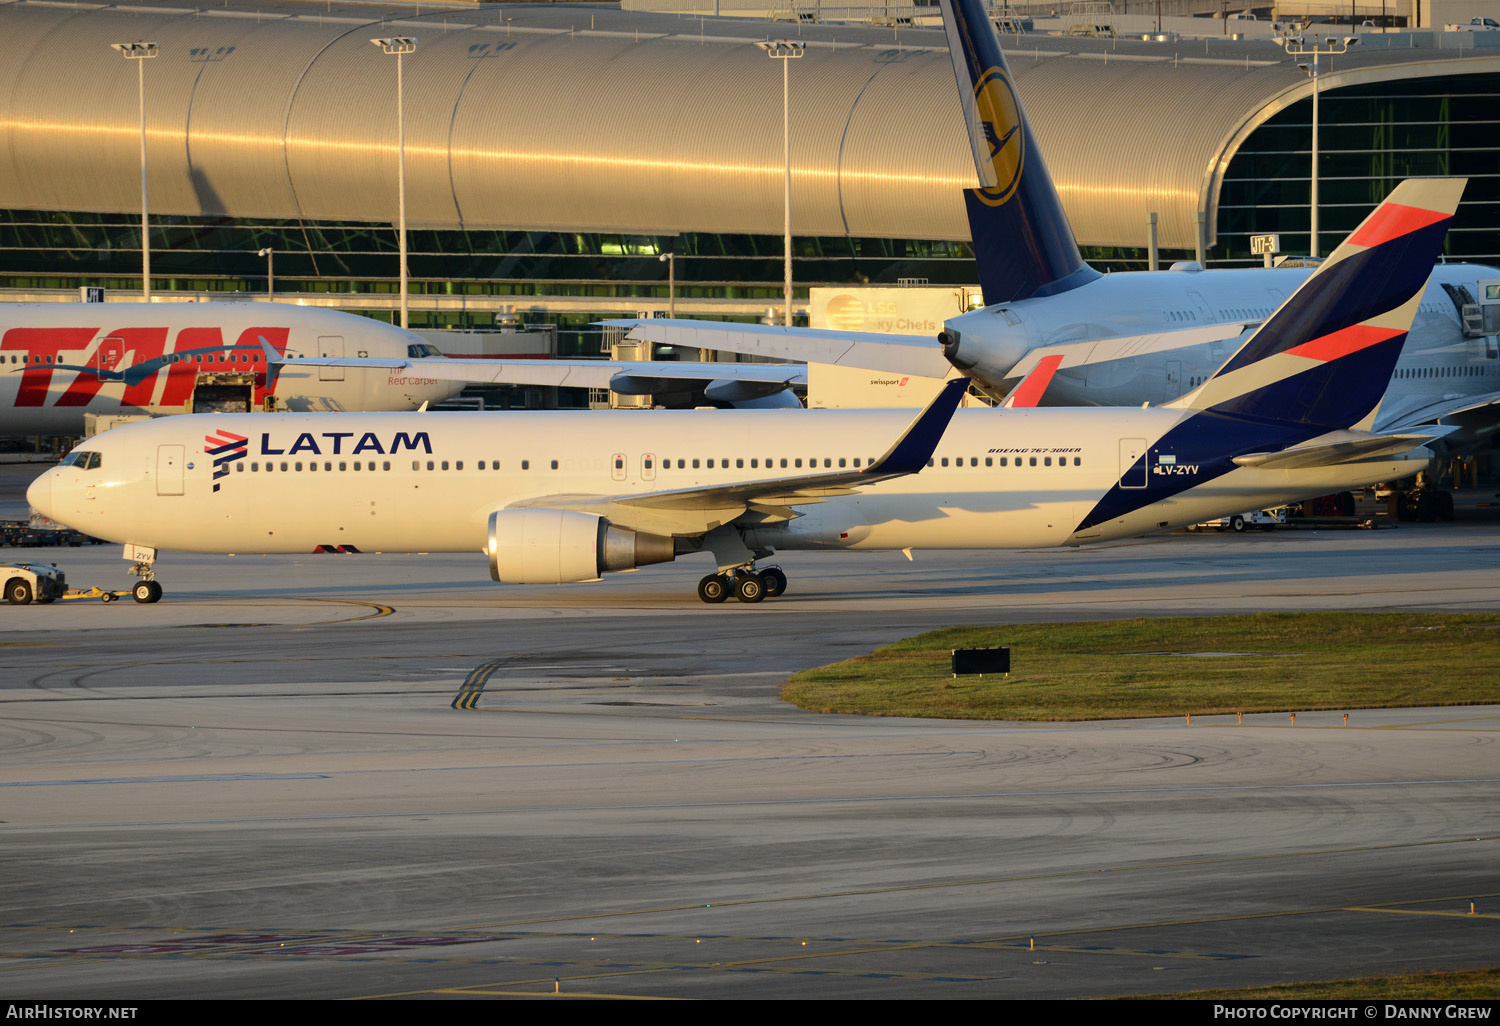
<box><xmin>865</xmin><ymin>377</ymin><xmax>970</xmax><ymax>476</ymax></box>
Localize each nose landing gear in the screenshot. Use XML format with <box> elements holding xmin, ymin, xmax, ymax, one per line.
<box><xmin>697</xmin><ymin>565</ymin><xmax>788</xmax><ymax>604</ymax></box>
<box><xmin>125</xmin><ymin>546</ymin><xmax>164</xmax><ymax>604</ymax></box>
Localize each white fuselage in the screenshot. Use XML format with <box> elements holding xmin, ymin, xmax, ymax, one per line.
<box><xmin>0</xmin><ymin>303</ymin><xmax>461</xmax><ymax>435</ymax></box>
<box><xmin>30</xmin><ymin>409</ymin><xmax>1428</xmax><ymax>570</ymax></box>
<box><xmin>945</xmin><ymin>265</ymin><xmax>1500</xmax><ymax>421</ymax></box>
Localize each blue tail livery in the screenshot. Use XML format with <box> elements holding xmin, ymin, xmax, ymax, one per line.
<box><xmin>1079</xmin><ymin>177</ymin><xmax>1466</xmax><ymax>532</ymax></box>
<box><xmin>939</xmin><ymin>0</ymin><xmax>1100</xmax><ymax>304</ymax></box>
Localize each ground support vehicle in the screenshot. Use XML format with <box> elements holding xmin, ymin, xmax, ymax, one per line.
<box><xmin>3</xmin><ymin>561</ymin><xmax>66</xmax><ymax>604</ymax></box>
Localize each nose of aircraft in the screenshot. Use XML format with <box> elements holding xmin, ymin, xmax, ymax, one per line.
<box><xmin>25</xmin><ymin>467</ymin><xmax>54</xmax><ymax>521</ymax></box>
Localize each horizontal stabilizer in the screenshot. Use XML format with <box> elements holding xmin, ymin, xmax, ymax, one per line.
<box><xmin>1231</xmin><ymin>427</ymin><xmax>1455</xmax><ymax>470</ymax></box>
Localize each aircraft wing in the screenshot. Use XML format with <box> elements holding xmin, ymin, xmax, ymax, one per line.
<box><xmin>601</xmin><ymin>318</ymin><xmax>953</xmax><ymax>377</ymax></box>
<box><xmin>504</xmin><ymin>378</ymin><xmax>969</xmax><ymax>537</ymax></box>
<box><xmin>1373</xmin><ymin>388</ymin><xmax>1500</xmax><ymax>433</ymax></box>
<box><xmin>1232</xmin><ymin>427</ymin><xmax>1456</xmax><ymax>470</ymax></box>
<box><xmin>271</xmin><ymin>348</ymin><xmax>806</xmax><ymax>400</ymax></box>
<box><xmin>995</xmin><ymin>322</ymin><xmax>1254</xmax><ymax>395</ymax></box>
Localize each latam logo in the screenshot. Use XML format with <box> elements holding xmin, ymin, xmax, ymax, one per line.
<box><xmin>258</xmin><ymin>431</ymin><xmax>432</xmax><ymax>456</ymax></box>
<box><xmin>205</xmin><ymin>430</ymin><xmax>249</xmax><ymax>492</ymax></box>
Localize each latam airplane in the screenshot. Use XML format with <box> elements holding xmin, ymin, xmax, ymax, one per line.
<box><xmin>25</xmin><ymin>178</ymin><xmax>1461</xmax><ymax>604</ymax></box>
<box><xmin>0</xmin><ymin>302</ymin><xmax>462</xmax><ymax>435</ymax></box>
<box><xmin>609</xmin><ymin>0</ymin><xmax>1500</xmax><ymax>453</ymax></box>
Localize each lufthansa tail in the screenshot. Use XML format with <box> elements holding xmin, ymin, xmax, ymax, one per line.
<box><xmin>940</xmin><ymin>0</ymin><xmax>1100</xmax><ymax>304</ymax></box>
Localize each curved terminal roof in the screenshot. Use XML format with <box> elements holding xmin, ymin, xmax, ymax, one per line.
<box><xmin>1</xmin><ymin>2</ymin><xmax>1496</xmax><ymax>249</ymax></box>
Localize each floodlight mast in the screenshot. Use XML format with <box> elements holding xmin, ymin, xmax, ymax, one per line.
<box><xmin>1278</xmin><ymin>33</ymin><xmax>1357</xmax><ymax>259</ymax></box>
<box><xmin>372</xmin><ymin>36</ymin><xmax>417</xmax><ymax>328</ymax></box>
<box><xmin>111</xmin><ymin>41</ymin><xmax>158</xmax><ymax>301</ymax></box>
<box><xmin>757</xmin><ymin>40</ymin><xmax>804</xmax><ymax>327</ymax></box>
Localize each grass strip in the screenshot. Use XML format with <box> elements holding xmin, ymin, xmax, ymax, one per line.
<box><xmin>781</xmin><ymin>612</ymin><xmax>1500</xmax><ymax>721</ymax></box>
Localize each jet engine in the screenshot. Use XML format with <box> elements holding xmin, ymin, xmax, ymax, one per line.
<box><xmin>487</xmin><ymin>509</ymin><xmax>675</xmax><ymax>584</ymax></box>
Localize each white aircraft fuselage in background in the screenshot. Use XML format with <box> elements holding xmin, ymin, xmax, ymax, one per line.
<box><xmin>0</xmin><ymin>302</ymin><xmax>461</xmax><ymax>435</ymax></box>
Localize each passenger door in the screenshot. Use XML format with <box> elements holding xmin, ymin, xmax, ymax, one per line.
<box><xmin>156</xmin><ymin>445</ymin><xmax>185</xmax><ymax>496</ymax></box>
<box><xmin>318</xmin><ymin>336</ymin><xmax>344</xmax><ymax>381</ymax></box>
<box><xmin>1118</xmin><ymin>438</ymin><xmax>1147</xmax><ymax>489</ymax></box>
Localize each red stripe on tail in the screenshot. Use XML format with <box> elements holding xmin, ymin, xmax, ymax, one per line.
<box><xmin>1347</xmin><ymin>202</ymin><xmax>1451</xmax><ymax>248</ymax></box>
<box><xmin>1284</xmin><ymin>323</ymin><xmax>1404</xmax><ymax>363</ymax></box>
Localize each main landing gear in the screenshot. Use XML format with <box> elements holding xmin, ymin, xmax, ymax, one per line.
<box><xmin>697</xmin><ymin>565</ymin><xmax>788</xmax><ymax>604</ymax></box>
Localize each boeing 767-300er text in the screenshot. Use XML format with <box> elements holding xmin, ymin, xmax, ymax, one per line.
<box><xmin>26</xmin><ymin>178</ymin><xmax>1464</xmax><ymax>604</ymax></box>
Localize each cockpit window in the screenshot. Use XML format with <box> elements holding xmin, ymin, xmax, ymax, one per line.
<box><xmin>406</xmin><ymin>343</ymin><xmax>442</xmax><ymax>358</ymax></box>
<box><xmin>60</xmin><ymin>451</ymin><xmax>102</xmax><ymax>470</ymax></box>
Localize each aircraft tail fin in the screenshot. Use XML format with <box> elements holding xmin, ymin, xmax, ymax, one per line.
<box><xmin>1168</xmin><ymin>178</ymin><xmax>1466</xmax><ymax>430</ymax></box>
<box><xmin>940</xmin><ymin>0</ymin><xmax>1100</xmax><ymax>303</ymax></box>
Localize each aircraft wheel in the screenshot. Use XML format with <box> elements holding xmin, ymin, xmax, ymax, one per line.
<box><xmin>760</xmin><ymin>567</ymin><xmax>788</xmax><ymax>599</ymax></box>
<box><xmin>697</xmin><ymin>574</ymin><xmax>729</xmax><ymax>604</ymax></box>
<box><xmin>734</xmin><ymin>572</ymin><xmax>765</xmax><ymax>604</ymax></box>
<box><xmin>133</xmin><ymin>581</ymin><xmax>154</xmax><ymax>604</ymax></box>
<box><xmin>6</xmin><ymin>579</ymin><xmax>32</xmax><ymax>605</ymax></box>
<box><xmin>1231</xmin><ymin>515</ymin><xmax>1247</xmax><ymax>533</ymax></box>
<box><xmin>146</xmin><ymin>581</ymin><xmax>163</xmax><ymax>604</ymax></box>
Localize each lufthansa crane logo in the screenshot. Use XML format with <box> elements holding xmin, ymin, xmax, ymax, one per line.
<box><xmin>972</xmin><ymin>67</ymin><xmax>1024</xmax><ymax>207</ymax></box>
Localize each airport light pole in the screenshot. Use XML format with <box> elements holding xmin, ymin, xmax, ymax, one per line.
<box><xmin>757</xmin><ymin>40</ymin><xmax>804</xmax><ymax>327</ymax></box>
<box><xmin>659</xmin><ymin>249</ymin><xmax>676</xmax><ymax>319</ymax></box>
<box><xmin>111</xmin><ymin>41</ymin><xmax>158</xmax><ymax>301</ymax></box>
<box><xmin>1280</xmin><ymin>34</ymin><xmax>1357</xmax><ymax>259</ymax></box>
<box><xmin>258</xmin><ymin>248</ymin><xmax>274</xmax><ymax>298</ymax></box>
<box><xmin>372</xmin><ymin>36</ymin><xmax>417</xmax><ymax>328</ymax></box>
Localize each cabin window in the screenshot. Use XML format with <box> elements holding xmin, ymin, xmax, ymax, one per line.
<box><xmin>940</xmin><ymin>458</ymin><xmax>948</xmax><ymax>467</ymax></box>
<box><xmin>794</xmin><ymin>458</ymin><xmax>802</xmax><ymax>468</ymax></box>
<box><xmin>412</xmin><ymin>461</ymin><xmax>420</xmax><ymax>470</ymax></box>
<box><xmin>985</xmin><ymin>457</ymin><xmax>993</xmax><ymax>467</ymax></box>
<box><xmin>550</xmin><ymin>460</ymin><xmax>558</xmax><ymax>470</ymax></box>
<box><xmin>234</xmin><ymin>463</ymin><xmax>243</xmax><ymax>473</ymax></box>
<box><xmin>780</xmin><ymin>458</ymin><xmax>788</xmax><ymax>468</ymax></box>
<box><xmin>521</xmin><ymin>460</ymin><xmax>530</xmax><ymax>470</ymax></box>
<box><xmin>1029</xmin><ymin>457</ymin><xmax>1037</xmax><ymax>467</ymax></box>
<box><xmin>251</xmin><ymin>462</ymin><xmax>259</xmax><ymax>472</ymax></box>
<box><xmin>853</xmin><ymin>458</ymin><xmax>861</xmax><ymax>468</ymax></box>
<box><xmin>1044</xmin><ymin>457</ymin><xmax>1052</xmax><ymax>466</ymax></box>
<box><xmin>736</xmin><ymin>458</ymin><xmax>744</xmax><ymax>469</ymax></box>
<box><xmin>325</xmin><ymin>462</ymin><xmax>333</xmax><ymax>471</ymax></box>
<box><xmin>692</xmin><ymin>459</ymin><xmax>700</xmax><ymax>469</ymax></box>
<box><xmin>294</xmin><ymin>462</ymin><xmax>303</xmax><ymax>472</ymax></box>
<box><xmin>707</xmin><ymin>459</ymin><xmax>715</xmax><ymax>469</ymax></box>
<box><xmin>927</xmin><ymin>459</ymin><xmax>934</xmax><ymax>467</ymax></box>
<box><xmin>751</xmin><ymin>459</ymin><xmax>758</xmax><ymax>469</ymax></box>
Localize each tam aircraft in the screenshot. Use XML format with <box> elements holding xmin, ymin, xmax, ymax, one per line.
<box><xmin>607</xmin><ymin>0</ymin><xmax>1500</xmax><ymax>464</ymax></box>
<box><xmin>26</xmin><ymin>178</ymin><xmax>1463</xmax><ymax>604</ymax></box>
<box><xmin>0</xmin><ymin>302</ymin><xmax>464</xmax><ymax>435</ymax></box>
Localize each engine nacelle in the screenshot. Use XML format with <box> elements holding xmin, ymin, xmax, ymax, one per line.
<box><xmin>487</xmin><ymin>509</ymin><xmax>675</xmax><ymax>584</ymax></box>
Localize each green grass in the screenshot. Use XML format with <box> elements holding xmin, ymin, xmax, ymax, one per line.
<box><xmin>1134</xmin><ymin>966</ymin><xmax>1500</xmax><ymax>999</ymax></box>
<box><xmin>782</xmin><ymin>613</ymin><xmax>1500</xmax><ymax>721</ymax></box>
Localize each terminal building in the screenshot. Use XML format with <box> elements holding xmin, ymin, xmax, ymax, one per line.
<box><xmin>1</xmin><ymin>0</ymin><xmax>1497</xmax><ymax>348</ymax></box>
